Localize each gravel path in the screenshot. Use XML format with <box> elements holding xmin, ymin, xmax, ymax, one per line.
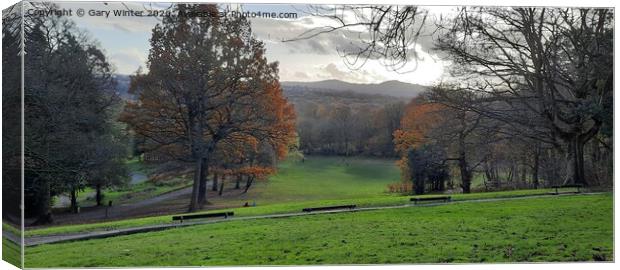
<box><xmin>18</xmin><ymin>192</ymin><xmax>602</xmax><ymax>247</ymax></box>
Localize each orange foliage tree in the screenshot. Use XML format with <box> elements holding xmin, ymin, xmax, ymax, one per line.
<box><xmin>120</xmin><ymin>4</ymin><xmax>296</xmax><ymax>211</ymax></box>
<box><xmin>393</xmin><ymin>96</ymin><xmax>447</xmax><ymax>185</ymax></box>
<box><xmin>393</xmin><ymin>97</ymin><xmax>446</xmax><ymax>152</ymax></box>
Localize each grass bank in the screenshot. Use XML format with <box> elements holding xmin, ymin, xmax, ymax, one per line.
<box><xmin>25</xmin><ymin>188</ymin><xmax>556</xmax><ymax>237</ymax></box>
<box><xmin>25</xmin><ymin>193</ymin><xmax>612</xmax><ymax>267</ymax></box>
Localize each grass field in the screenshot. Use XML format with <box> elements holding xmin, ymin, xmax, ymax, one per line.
<box><xmin>24</xmin><ymin>193</ymin><xmax>612</xmax><ymax>267</ymax></box>
<box><xmin>248</xmin><ymin>156</ymin><xmax>401</xmax><ymax>203</ymax></box>
<box><xmin>2</xmin><ymin>237</ymin><xmax>21</xmax><ymax>268</ymax></box>
<box><xmin>25</xmin><ymin>188</ymin><xmax>556</xmax><ymax>237</ymax></box>
<box><xmin>68</xmin><ymin>158</ymin><xmax>191</xmax><ymax>208</ymax></box>
<box><xmin>25</xmin><ymin>156</ymin><xmax>557</xmax><ymax>237</ymax></box>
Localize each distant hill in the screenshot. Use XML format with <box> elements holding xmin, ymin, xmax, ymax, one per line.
<box><xmin>114</xmin><ymin>74</ymin><xmax>132</xmax><ymax>100</ymax></box>
<box><xmin>113</xmin><ymin>75</ymin><xmax>424</xmax><ymax>103</ymax></box>
<box><xmin>281</xmin><ymin>80</ymin><xmax>427</xmax><ymax>98</ymax></box>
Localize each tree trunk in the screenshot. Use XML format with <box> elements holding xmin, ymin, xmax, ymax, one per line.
<box><xmin>70</xmin><ymin>187</ymin><xmax>78</xmax><ymax>213</ymax></box>
<box><xmin>563</xmin><ymin>135</ymin><xmax>587</xmax><ymax>186</ymax></box>
<box><xmin>459</xmin><ymin>160</ymin><xmax>472</xmax><ymax>193</ymax></box>
<box><xmin>532</xmin><ymin>148</ymin><xmax>540</xmax><ymax>189</ymax></box>
<box><xmin>95</xmin><ymin>184</ymin><xmax>102</xmax><ymax>206</ymax></box>
<box><xmin>33</xmin><ymin>179</ymin><xmax>53</xmax><ymax>225</ymax></box>
<box><xmin>457</xmin><ymin>129</ymin><xmax>472</xmax><ymax>193</ymax></box>
<box><xmin>235</xmin><ymin>174</ymin><xmax>241</xmax><ymax>189</ymax></box>
<box><xmin>188</xmin><ymin>159</ymin><xmax>202</xmax><ymax>212</ymax></box>
<box><xmin>520</xmin><ymin>161</ymin><xmax>527</xmax><ymax>188</ymax></box>
<box><xmin>197</xmin><ymin>158</ymin><xmax>209</xmax><ymax>206</ymax></box>
<box><xmin>243</xmin><ymin>176</ymin><xmax>254</xmax><ymax>193</ymax></box>
<box><xmin>212</xmin><ymin>173</ymin><xmax>219</xmax><ymax>191</ymax></box>
<box><xmin>413</xmin><ymin>177</ymin><xmax>425</xmax><ymax>195</ymax></box>
<box><xmin>218</xmin><ymin>175</ymin><xmax>225</xmax><ymax>196</ymax></box>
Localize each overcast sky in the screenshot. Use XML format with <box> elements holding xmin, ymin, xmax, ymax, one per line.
<box><xmin>55</xmin><ymin>2</ymin><xmax>451</xmax><ymax>85</ymax></box>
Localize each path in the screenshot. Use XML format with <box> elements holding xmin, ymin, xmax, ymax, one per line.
<box><xmin>17</xmin><ymin>192</ymin><xmax>602</xmax><ymax>247</ymax></box>
<box><xmin>130</xmin><ymin>172</ymin><xmax>148</xmax><ymax>185</ymax></box>
<box><xmin>48</xmin><ymin>186</ymin><xmax>194</xmax><ymax>225</ymax></box>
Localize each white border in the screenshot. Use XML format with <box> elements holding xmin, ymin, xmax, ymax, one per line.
<box><xmin>0</xmin><ymin>1</ymin><xmax>617</xmax><ymax>270</ymax></box>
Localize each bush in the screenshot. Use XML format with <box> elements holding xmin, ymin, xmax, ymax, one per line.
<box><xmin>386</xmin><ymin>182</ymin><xmax>413</xmax><ymax>194</ymax></box>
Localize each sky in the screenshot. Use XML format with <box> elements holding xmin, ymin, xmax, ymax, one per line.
<box><xmin>53</xmin><ymin>2</ymin><xmax>451</xmax><ymax>86</ymax></box>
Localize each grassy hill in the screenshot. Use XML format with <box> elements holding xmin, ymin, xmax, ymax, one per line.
<box><xmin>249</xmin><ymin>156</ymin><xmax>401</xmax><ymax>204</ymax></box>
<box><xmin>25</xmin><ymin>156</ymin><xmax>560</xmax><ymax>237</ymax></box>
<box><xmin>25</xmin><ymin>194</ymin><xmax>612</xmax><ymax>267</ymax></box>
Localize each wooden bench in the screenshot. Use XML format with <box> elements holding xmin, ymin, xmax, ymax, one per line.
<box><xmin>410</xmin><ymin>196</ymin><xmax>452</xmax><ymax>204</ymax></box>
<box><xmin>172</xmin><ymin>211</ymin><xmax>234</xmax><ymax>223</ymax></box>
<box><xmin>551</xmin><ymin>184</ymin><xmax>582</xmax><ymax>195</ymax></box>
<box><xmin>302</xmin><ymin>205</ymin><xmax>356</xmax><ymax>212</ymax></box>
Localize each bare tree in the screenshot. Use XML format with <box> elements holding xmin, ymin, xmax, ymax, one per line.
<box><xmin>294</xmin><ymin>6</ymin><xmax>613</xmax><ymax>186</ymax></box>
<box><xmin>287</xmin><ymin>5</ymin><xmax>429</xmax><ymax>72</ymax></box>
<box><xmin>435</xmin><ymin>8</ymin><xmax>613</xmax><ymax>185</ymax></box>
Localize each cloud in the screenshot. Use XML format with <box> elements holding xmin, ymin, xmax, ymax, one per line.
<box><xmin>57</xmin><ymin>2</ymin><xmax>162</xmax><ymax>33</ymax></box>
<box><xmin>293</xmin><ymin>71</ymin><xmax>310</xmax><ymax>80</ymax></box>
<box><xmin>49</xmin><ymin>2</ymin><xmax>446</xmax><ymax>85</ymax></box>
<box><xmin>316</xmin><ymin>63</ymin><xmax>387</xmax><ymax>83</ymax></box>
<box><xmin>109</xmin><ymin>48</ymin><xmax>147</xmax><ymax>74</ymax></box>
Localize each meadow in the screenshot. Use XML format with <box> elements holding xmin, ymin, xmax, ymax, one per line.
<box><xmin>24</xmin><ymin>193</ymin><xmax>613</xmax><ymax>267</ymax></box>
<box><xmin>25</xmin><ymin>156</ymin><xmax>556</xmax><ymax>237</ymax></box>
<box><xmin>248</xmin><ymin>156</ymin><xmax>401</xmax><ymax>202</ymax></box>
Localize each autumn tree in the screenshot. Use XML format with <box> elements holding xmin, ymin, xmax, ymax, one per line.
<box><xmin>121</xmin><ymin>4</ymin><xmax>295</xmax><ymax>211</ymax></box>
<box><xmin>393</xmin><ymin>96</ymin><xmax>445</xmax><ymax>152</ymax></box>
<box><xmin>393</xmin><ymin>96</ymin><xmax>448</xmax><ymax>193</ymax></box>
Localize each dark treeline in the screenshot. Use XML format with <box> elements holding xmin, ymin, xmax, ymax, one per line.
<box><xmin>290</xmin><ymin>89</ymin><xmax>405</xmax><ymax>157</ymax></box>
<box><xmin>3</xmin><ymin>3</ymin><xmax>130</xmax><ymax>224</ymax></box>
<box><xmin>394</xmin><ymin>8</ymin><xmax>613</xmax><ymax>194</ymax></box>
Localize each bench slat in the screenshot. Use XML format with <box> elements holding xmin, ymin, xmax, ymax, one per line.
<box><xmin>551</xmin><ymin>184</ymin><xmax>582</xmax><ymax>188</ymax></box>
<box><xmin>550</xmin><ymin>184</ymin><xmax>582</xmax><ymax>195</ymax></box>
<box><xmin>172</xmin><ymin>211</ymin><xmax>234</xmax><ymax>221</ymax></box>
<box><xmin>410</xmin><ymin>196</ymin><xmax>451</xmax><ymax>204</ymax></box>
<box><xmin>302</xmin><ymin>205</ymin><xmax>356</xmax><ymax>212</ymax></box>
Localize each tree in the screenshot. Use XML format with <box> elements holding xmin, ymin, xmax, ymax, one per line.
<box><xmin>404</xmin><ymin>144</ymin><xmax>448</xmax><ymax>195</ymax></box>
<box><xmin>287</xmin><ymin>5</ymin><xmax>429</xmax><ymax>71</ymax></box>
<box><xmin>3</xmin><ymin>5</ymin><xmax>25</xmax><ymax>223</ymax></box>
<box><xmin>121</xmin><ymin>4</ymin><xmax>296</xmax><ymax>211</ymax></box>
<box><xmin>291</xmin><ymin>6</ymin><xmax>612</xmax><ymax>187</ymax></box>
<box><xmin>85</xmin><ymin>133</ymin><xmax>130</xmax><ymax>206</ymax></box>
<box><xmin>378</xmin><ymin>102</ymin><xmax>406</xmax><ymax>155</ymax></box>
<box><xmin>393</xmin><ymin>97</ymin><xmax>446</xmax><ymax>192</ymax></box>
<box><xmin>20</xmin><ymin>6</ymin><xmax>127</xmax><ymax>222</ymax></box>
<box><xmin>393</xmin><ymin>96</ymin><xmax>445</xmax><ymax>152</ymax></box>
<box><xmin>331</xmin><ymin>105</ymin><xmax>354</xmax><ymax>157</ymax></box>
<box><xmin>435</xmin><ymin>8</ymin><xmax>613</xmax><ymax>186</ymax></box>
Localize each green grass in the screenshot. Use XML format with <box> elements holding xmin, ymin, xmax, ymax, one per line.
<box><xmin>70</xmin><ymin>180</ymin><xmax>191</xmax><ymax>208</ymax></box>
<box><xmin>24</xmin><ymin>194</ymin><xmax>612</xmax><ymax>267</ymax></box>
<box><xmin>24</xmin><ymin>188</ymin><xmax>556</xmax><ymax>237</ymax></box>
<box><xmin>2</xmin><ymin>237</ymin><xmax>21</xmax><ymax>268</ymax></box>
<box><xmin>248</xmin><ymin>156</ymin><xmax>401</xmax><ymax>203</ymax></box>
<box><xmin>2</xmin><ymin>222</ymin><xmax>21</xmax><ymax>236</ymax></box>
<box><xmin>104</xmin><ymin>180</ymin><xmax>191</xmax><ymax>205</ymax></box>
<box><xmin>26</xmin><ymin>156</ymin><xmax>560</xmax><ymax>238</ymax></box>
